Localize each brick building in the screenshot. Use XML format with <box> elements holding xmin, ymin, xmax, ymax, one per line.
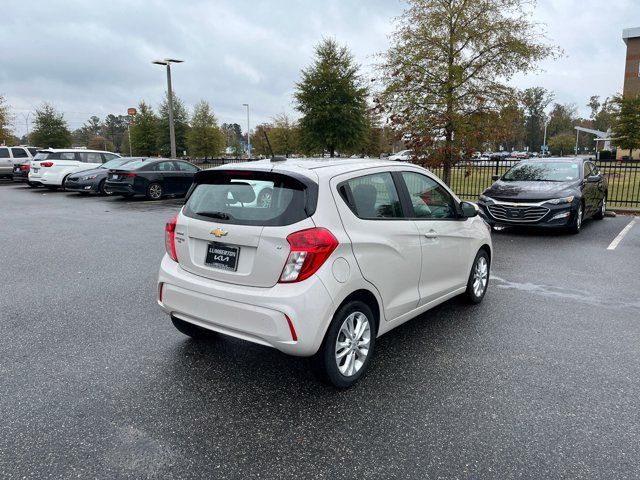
<box><xmin>623</xmin><ymin>27</ymin><xmax>640</xmax><ymax>97</ymax></box>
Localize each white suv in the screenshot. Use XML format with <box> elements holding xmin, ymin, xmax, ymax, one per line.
<box><xmin>28</xmin><ymin>148</ymin><xmax>121</xmax><ymax>189</ymax></box>
<box><xmin>0</xmin><ymin>145</ymin><xmax>37</xmax><ymax>177</ymax></box>
<box><xmin>157</xmin><ymin>158</ymin><xmax>492</xmax><ymax>387</ymax></box>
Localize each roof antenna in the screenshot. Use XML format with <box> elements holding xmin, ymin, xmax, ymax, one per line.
<box><xmin>263</xmin><ymin>130</ymin><xmax>286</xmax><ymax>162</ymax></box>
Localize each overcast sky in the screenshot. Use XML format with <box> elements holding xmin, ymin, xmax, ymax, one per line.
<box><xmin>2</xmin><ymin>0</ymin><xmax>639</xmax><ymax>137</ymax></box>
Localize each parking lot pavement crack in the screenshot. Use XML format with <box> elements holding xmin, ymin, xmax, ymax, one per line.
<box><xmin>491</xmin><ymin>275</ymin><xmax>640</xmax><ymax>312</ymax></box>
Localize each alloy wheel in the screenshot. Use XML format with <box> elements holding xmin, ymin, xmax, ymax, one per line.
<box><xmin>335</xmin><ymin>311</ymin><xmax>371</xmax><ymax>377</ymax></box>
<box><xmin>149</xmin><ymin>184</ymin><xmax>162</xmax><ymax>199</ymax></box>
<box><xmin>473</xmin><ymin>256</ymin><xmax>488</xmax><ymax>298</ymax></box>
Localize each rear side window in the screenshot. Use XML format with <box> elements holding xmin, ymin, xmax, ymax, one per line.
<box><xmin>184</xmin><ymin>171</ymin><xmax>313</xmax><ymax>226</ymax></box>
<box><xmin>28</xmin><ymin>148</ymin><xmax>37</xmax><ymax>156</ymax></box>
<box><xmin>0</xmin><ymin>148</ymin><xmax>9</xmax><ymax>158</ymax></box>
<box><xmin>176</xmin><ymin>162</ymin><xmax>198</xmax><ymax>172</ymax></box>
<box><xmin>11</xmin><ymin>147</ymin><xmax>28</xmax><ymax>158</ymax></box>
<box><xmin>339</xmin><ymin>172</ymin><xmax>403</xmax><ymax>219</ymax></box>
<box><xmin>79</xmin><ymin>152</ymin><xmax>103</xmax><ymax>163</ymax></box>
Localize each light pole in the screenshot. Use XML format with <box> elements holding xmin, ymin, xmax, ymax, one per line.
<box><xmin>242</xmin><ymin>103</ymin><xmax>250</xmax><ymax>159</ymax></box>
<box><xmin>24</xmin><ymin>112</ymin><xmax>31</xmax><ymax>145</ymax></box>
<box><xmin>542</xmin><ymin>119</ymin><xmax>549</xmax><ymax>155</ymax></box>
<box><xmin>152</xmin><ymin>58</ymin><xmax>184</xmax><ymax>158</ymax></box>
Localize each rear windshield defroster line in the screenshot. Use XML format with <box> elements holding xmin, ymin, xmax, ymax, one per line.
<box><xmin>183</xmin><ymin>169</ymin><xmax>318</xmax><ymax>227</ymax></box>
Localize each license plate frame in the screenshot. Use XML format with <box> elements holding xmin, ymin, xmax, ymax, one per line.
<box><xmin>205</xmin><ymin>242</ymin><xmax>239</xmax><ymax>271</ymax></box>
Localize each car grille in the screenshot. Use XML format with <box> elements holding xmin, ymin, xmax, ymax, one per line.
<box><xmin>487</xmin><ymin>204</ymin><xmax>549</xmax><ymax>223</ymax></box>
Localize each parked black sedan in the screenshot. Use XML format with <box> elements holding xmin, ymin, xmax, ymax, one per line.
<box><xmin>477</xmin><ymin>157</ymin><xmax>608</xmax><ymax>234</ymax></box>
<box><xmin>105</xmin><ymin>158</ymin><xmax>200</xmax><ymax>200</ymax></box>
<box><xmin>64</xmin><ymin>157</ymin><xmax>140</xmax><ymax>195</ymax></box>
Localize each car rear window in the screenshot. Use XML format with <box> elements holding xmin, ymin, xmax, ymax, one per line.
<box><xmin>0</xmin><ymin>148</ymin><xmax>9</xmax><ymax>158</ymax></box>
<box><xmin>183</xmin><ymin>170</ymin><xmax>315</xmax><ymax>226</ymax></box>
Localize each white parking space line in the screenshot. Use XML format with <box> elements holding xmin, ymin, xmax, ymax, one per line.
<box><xmin>607</xmin><ymin>218</ymin><xmax>637</xmax><ymax>250</ymax></box>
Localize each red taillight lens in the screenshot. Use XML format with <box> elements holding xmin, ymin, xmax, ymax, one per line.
<box><xmin>165</xmin><ymin>214</ymin><xmax>178</xmax><ymax>262</ymax></box>
<box><xmin>123</xmin><ymin>172</ymin><xmax>136</xmax><ymax>178</ymax></box>
<box><xmin>41</xmin><ymin>161</ymin><xmax>54</xmax><ymax>167</ymax></box>
<box><xmin>20</xmin><ymin>165</ymin><xmax>30</xmax><ymax>172</ymax></box>
<box><xmin>279</xmin><ymin>228</ymin><xmax>338</xmax><ymax>283</ymax></box>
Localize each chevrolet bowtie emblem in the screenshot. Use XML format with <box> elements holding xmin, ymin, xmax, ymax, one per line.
<box><xmin>211</xmin><ymin>228</ymin><xmax>228</xmax><ymax>238</ymax></box>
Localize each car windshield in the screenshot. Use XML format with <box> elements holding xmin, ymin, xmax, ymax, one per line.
<box><xmin>502</xmin><ymin>161</ymin><xmax>579</xmax><ymax>182</ymax></box>
<box><xmin>102</xmin><ymin>158</ymin><xmax>135</xmax><ymax>169</ymax></box>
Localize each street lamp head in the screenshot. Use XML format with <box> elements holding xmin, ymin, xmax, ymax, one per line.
<box><xmin>152</xmin><ymin>59</ymin><xmax>184</xmax><ymax>66</ymax></box>
<box><xmin>242</xmin><ymin>103</ymin><xmax>249</xmax><ymax>107</ymax></box>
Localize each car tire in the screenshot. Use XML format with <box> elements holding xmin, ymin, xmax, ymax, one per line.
<box><xmin>311</xmin><ymin>300</ymin><xmax>376</xmax><ymax>389</ymax></box>
<box><xmin>257</xmin><ymin>187</ymin><xmax>273</xmax><ymax>208</ymax></box>
<box><xmin>171</xmin><ymin>316</ymin><xmax>216</xmax><ymax>340</ymax></box>
<box><xmin>465</xmin><ymin>249</ymin><xmax>490</xmax><ymax>304</ymax></box>
<box><xmin>593</xmin><ymin>195</ymin><xmax>606</xmax><ymax>220</ymax></box>
<box><xmin>98</xmin><ymin>179</ymin><xmax>112</xmax><ymax>196</ymax></box>
<box><xmin>146</xmin><ymin>182</ymin><xmax>163</xmax><ymax>200</ymax></box>
<box><xmin>569</xmin><ymin>202</ymin><xmax>584</xmax><ymax>234</ymax></box>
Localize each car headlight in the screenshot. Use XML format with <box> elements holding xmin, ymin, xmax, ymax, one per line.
<box><xmin>545</xmin><ymin>196</ymin><xmax>575</xmax><ymax>205</ymax></box>
<box><xmin>81</xmin><ymin>175</ymin><xmax>97</xmax><ymax>181</ymax></box>
<box><xmin>479</xmin><ymin>194</ymin><xmax>494</xmax><ymax>203</ymax></box>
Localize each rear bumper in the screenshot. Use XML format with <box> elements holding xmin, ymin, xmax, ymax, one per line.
<box><xmin>12</xmin><ymin>171</ymin><xmax>29</xmax><ymax>182</ymax></box>
<box><xmin>28</xmin><ymin>171</ymin><xmax>63</xmax><ymax>186</ymax></box>
<box><xmin>157</xmin><ymin>255</ymin><xmax>336</xmax><ymax>356</ymax></box>
<box><xmin>105</xmin><ymin>182</ymin><xmax>136</xmax><ymax>194</ymax></box>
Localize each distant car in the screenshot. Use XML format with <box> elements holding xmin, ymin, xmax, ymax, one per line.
<box><xmin>64</xmin><ymin>157</ymin><xmax>141</xmax><ymax>195</ymax></box>
<box><xmin>0</xmin><ymin>146</ymin><xmax>37</xmax><ymax>179</ymax></box>
<box><xmin>28</xmin><ymin>149</ymin><xmax>121</xmax><ymax>190</ymax></box>
<box><xmin>105</xmin><ymin>158</ymin><xmax>200</xmax><ymax>200</ymax></box>
<box><xmin>388</xmin><ymin>150</ymin><xmax>413</xmax><ymax>162</ymax></box>
<box><xmin>477</xmin><ymin>157</ymin><xmax>608</xmax><ymax>234</ymax></box>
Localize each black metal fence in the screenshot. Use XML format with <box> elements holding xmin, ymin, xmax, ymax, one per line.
<box><xmin>190</xmin><ymin>158</ymin><xmax>640</xmax><ymax>208</ymax></box>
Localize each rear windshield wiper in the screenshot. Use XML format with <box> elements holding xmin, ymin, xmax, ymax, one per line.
<box><xmin>195</xmin><ymin>211</ymin><xmax>232</xmax><ymax>220</ymax></box>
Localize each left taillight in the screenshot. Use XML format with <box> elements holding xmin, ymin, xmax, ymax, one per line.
<box><xmin>279</xmin><ymin>227</ymin><xmax>338</xmax><ymax>283</ymax></box>
<box><xmin>165</xmin><ymin>214</ymin><xmax>178</xmax><ymax>262</ymax></box>
<box><xmin>20</xmin><ymin>165</ymin><xmax>30</xmax><ymax>172</ymax></box>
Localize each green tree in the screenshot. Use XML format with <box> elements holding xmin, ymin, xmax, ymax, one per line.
<box><xmin>588</xmin><ymin>95</ymin><xmax>615</xmax><ymax>133</ymax></box>
<box><xmin>0</xmin><ymin>95</ymin><xmax>13</xmax><ymax>144</ymax></box>
<box><xmin>88</xmin><ymin>135</ymin><xmax>115</xmax><ymax>152</ymax></box>
<box><xmin>103</xmin><ymin>114</ymin><xmax>128</xmax><ymax>152</ymax></box>
<box><xmin>378</xmin><ymin>0</ymin><xmax>558</xmax><ymax>183</ymax></box>
<box><xmin>270</xmin><ymin>114</ymin><xmax>299</xmax><ymax>157</ymax></box>
<box><xmin>612</xmin><ymin>94</ymin><xmax>640</xmax><ymax>158</ymax></box>
<box><xmin>295</xmin><ymin>38</ymin><xmax>369</xmax><ymax>157</ymax></box>
<box><xmin>521</xmin><ymin>87</ymin><xmax>553</xmax><ymax>152</ymax></box>
<box><xmin>158</xmin><ymin>92</ymin><xmax>189</xmax><ymax>157</ymax></box>
<box><xmin>130</xmin><ymin>101</ymin><xmax>159</xmax><ymax>156</ymax></box>
<box><xmin>548</xmin><ymin>134</ymin><xmax>575</xmax><ymax>157</ymax></box>
<box><xmin>30</xmin><ymin>103</ymin><xmax>72</xmax><ymax>148</ymax></box>
<box><xmin>547</xmin><ymin>103</ymin><xmax>577</xmax><ymax>138</ymax></box>
<box><xmin>187</xmin><ymin>100</ymin><xmax>225</xmax><ymax>159</ymax></box>
<box><xmin>251</xmin><ymin>123</ymin><xmax>273</xmax><ymax>157</ymax></box>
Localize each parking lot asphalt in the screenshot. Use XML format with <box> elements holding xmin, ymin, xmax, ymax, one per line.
<box><xmin>1</xmin><ymin>179</ymin><xmax>639</xmax><ymax>479</ymax></box>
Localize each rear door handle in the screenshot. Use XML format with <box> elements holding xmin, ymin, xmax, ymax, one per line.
<box><xmin>424</xmin><ymin>230</ymin><xmax>438</xmax><ymax>239</ymax></box>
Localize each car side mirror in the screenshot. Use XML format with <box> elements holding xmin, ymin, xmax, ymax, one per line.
<box><xmin>586</xmin><ymin>175</ymin><xmax>600</xmax><ymax>183</ymax></box>
<box><xmin>460</xmin><ymin>201</ymin><xmax>478</xmax><ymax>218</ymax></box>
<box><xmin>491</xmin><ymin>175</ymin><xmax>501</xmax><ymax>181</ymax></box>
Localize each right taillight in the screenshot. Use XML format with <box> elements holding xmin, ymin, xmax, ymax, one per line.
<box><xmin>41</xmin><ymin>161</ymin><xmax>54</xmax><ymax>167</ymax></box>
<box><xmin>165</xmin><ymin>214</ymin><xmax>178</xmax><ymax>262</ymax></box>
<box><xmin>279</xmin><ymin>228</ymin><xmax>338</xmax><ymax>283</ymax></box>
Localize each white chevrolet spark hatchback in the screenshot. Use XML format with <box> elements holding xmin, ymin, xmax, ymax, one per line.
<box><xmin>158</xmin><ymin>158</ymin><xmax>492</xmax><ymax>387</ymax></box>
